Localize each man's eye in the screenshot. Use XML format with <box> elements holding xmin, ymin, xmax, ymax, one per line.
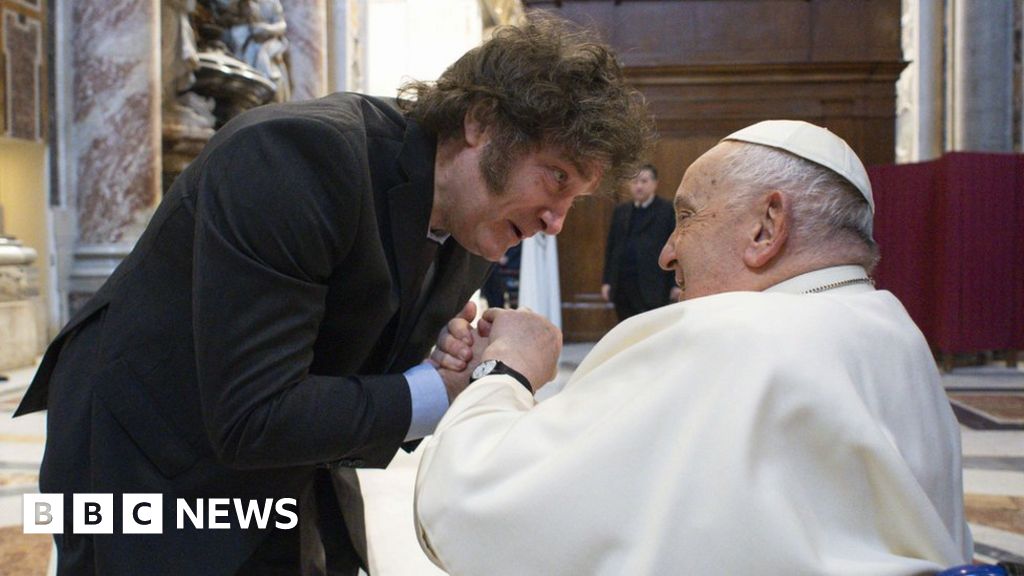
<box><xmin>553</xmin><ymin>169</ymin><xmax>568</xmax><ymax>184</ymax></box>
<box><xmin>676</xmin><ymin>212</ymin><xmax>692</xmax><ymax>224</ymax></box>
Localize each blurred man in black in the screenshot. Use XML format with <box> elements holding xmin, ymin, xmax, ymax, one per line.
<box><xmin>602</xmin><ymin>164</ymin><xmax>678</xmax><ymax>321</ymax></box>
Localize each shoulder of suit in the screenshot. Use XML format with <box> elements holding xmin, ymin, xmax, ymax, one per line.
<box><xmin>221</xmin><ymin>92</ymin><xmax>407</xmax><ymax>147</ymax></box>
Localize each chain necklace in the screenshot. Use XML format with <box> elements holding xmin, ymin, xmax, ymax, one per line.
<box><xmin>802</xmin><ymin>277</ymin><xmax>874</xmax><ymax>294</ymax></box>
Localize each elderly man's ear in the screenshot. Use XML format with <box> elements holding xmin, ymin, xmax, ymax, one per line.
<box><xmin>743</xmin><ymin>190</ymin><xmax>788</xmax><ymax>269</ymax></box>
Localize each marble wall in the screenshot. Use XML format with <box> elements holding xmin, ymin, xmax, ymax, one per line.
<box><xmin>283</xmin><ymin>0</ymin><xmax>328</xmax><ymax>101</ymax></box>
<box><xmin>70</xmin><ymin>0</ymin><xmax>160</xmax><ymax>245</ymax></box>
<box><xmin>328</xmin><ymin>0</ymin><xmax>367</xmax><ymax>93</ymax></box>
<box><xmin>950</xmin><ymin>0</ymin><xmax>1015</xmax><ymax>152</ymax></box>
<box><xmin>0</xmin><ymin>0</ymin><xmax>46</xmax><ymax>141</ymax></box>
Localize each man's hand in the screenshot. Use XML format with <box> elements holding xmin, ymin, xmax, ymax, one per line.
<box><xmin>428</xmin><ymin>301</ymin><xmax>491</xmax><ymax>402</ymax></box>
<box><xmin>601</xmin><ymin>284</ymin><xmax>612</xmax><ymax>302</ymax></box>
<box><xmin>479</xmin><ymin>308</ymin><xmax>561</xmax><ymax>392</ymax></box>
<box><xmin>428</xmin><ymin>301</ymin><xmax>476</xmax><ymax>372</ymax></box>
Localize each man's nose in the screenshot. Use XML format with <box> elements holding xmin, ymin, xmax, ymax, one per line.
<box><xmin>541</xmin><ymin>196</ymin><xmax>574</xmax><ymax>235</ymax></box>
<box><xmin>540</xmin><ymin>208</ymin><xmax>566</xmax><ymax>235</ymax></box>
<box><xmin>658</xmin><ymin>235</ymin><xmax>677</xmax><ymax>271</ymax></box>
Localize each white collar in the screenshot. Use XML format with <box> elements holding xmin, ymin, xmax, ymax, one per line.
<box><xmin>427</xmin><ymin>229</ymin><xmax>450</xmax><ymax>245</ymax></box>
<box><xmin>765</xmin><ymin>265</ymin><xmax>874</xmax><ymax>295</ymax></box>
<box><xmin>634</xmin><ymin>195</ymin><xmax>655</xmax><ymax>209</ymax></box>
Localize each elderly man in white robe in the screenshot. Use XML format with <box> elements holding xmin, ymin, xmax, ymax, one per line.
<box><xmin>416</xmin><ymin>120</ymin><xmax>972</xmax><ymax>575</ymax></box>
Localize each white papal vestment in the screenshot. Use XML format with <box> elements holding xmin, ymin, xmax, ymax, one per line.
<box><xmin>415</xmin><ymin>266</ymin><xmax>971</xmax><ymax>575</ymax></box>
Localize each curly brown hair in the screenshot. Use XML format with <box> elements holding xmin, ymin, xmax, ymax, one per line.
<box><xmin>398</xmin><ymin>14</ymin><xmax>654</xmax><ymax>196</ymax></box>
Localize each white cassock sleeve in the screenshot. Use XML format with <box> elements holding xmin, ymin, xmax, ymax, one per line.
<box><xmin>414</xmin><ymin>374</ymin><xmax>536</xmax><ymax>570</ymax></box>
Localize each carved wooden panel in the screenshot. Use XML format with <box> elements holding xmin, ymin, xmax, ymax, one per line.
<box><xmin>0</xmin><ymin>0</ymin><xmax>46</xmax><ymax>141</ymax></box>
<box><xmin>527</xmin><ymin>0</ymin><xmax>904</xmax><ymax>341</ymax></box>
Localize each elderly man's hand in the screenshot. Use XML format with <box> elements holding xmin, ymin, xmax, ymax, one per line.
<box><xmin>480</xmin><ymin>308</ymin><xmax>562</xmax><ymax>392</ymax></box>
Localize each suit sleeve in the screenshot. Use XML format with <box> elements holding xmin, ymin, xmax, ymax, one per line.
<box><xmin>192</xmin><ymin>117</ymin><xmax>411</xmax><ymax>470</ymax></box>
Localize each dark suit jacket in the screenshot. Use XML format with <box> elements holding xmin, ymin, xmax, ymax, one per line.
<box><xmin>16</xmin><ymin>93</ymin><xmax>491</xmax><ymax>575</ymax></box>
<box><xmin>602</xmin><ymin>195</ymin><xmax>676</xmax><ymax>309</ymax></box>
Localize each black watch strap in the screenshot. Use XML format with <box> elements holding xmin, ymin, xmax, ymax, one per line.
<box><xmin>471</xmin><ymin>360</ymin><xmax>534</xmax><ymax>394</ymax></box>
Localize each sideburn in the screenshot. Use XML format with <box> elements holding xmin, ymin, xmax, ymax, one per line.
<box><xmin>479</xmin><ymin>140</ymin><xmax>515</xmax><ymax>196</ymax></box>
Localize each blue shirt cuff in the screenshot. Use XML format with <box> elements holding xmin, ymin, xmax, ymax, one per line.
<box><xmin>404</xmin><ymin>363</ymin><xmax>450</xmax><ymax>441</ymax></box>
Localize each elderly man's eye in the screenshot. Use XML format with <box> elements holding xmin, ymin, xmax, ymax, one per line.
<box><xmin>553</xmin><ymin>169</ymin><xmax>568</xmax><ymax>184</ymax></box>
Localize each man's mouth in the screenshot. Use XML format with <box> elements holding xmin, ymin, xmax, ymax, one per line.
<box><xmin>510</xmin><ymin>221</ymin><xmax>524</xmax><ymax>240</ymax></box>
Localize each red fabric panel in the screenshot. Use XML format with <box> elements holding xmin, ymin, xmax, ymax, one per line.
<box><xmin>937</xmin><ymin>153</ymin><xmax>1020</xmax><ymax>351</ymax></box>
<box><xmin>1014</xmin><ymin>156</ymin><xmax>1024</xmax><ymax>349</ymax></box>
<box><xmin>869</xmin><ymin>160</ymin><xmax>941</xmax><ymax>340</ymax></box>
<box><xmin>868</xmin><ymin>153</ymin><xmax>1024</xmax><ymax>353</ymax></box>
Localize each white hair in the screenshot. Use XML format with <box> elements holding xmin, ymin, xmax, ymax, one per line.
<box><xmin>717</xmin><ymin>142</ymin><xmax>879</xmax><ymax>270</ymax></box>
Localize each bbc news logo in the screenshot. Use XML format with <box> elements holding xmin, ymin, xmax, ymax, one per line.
<box><xmin>24</xmin><ymin>494</ymin><xmax>298</xmax><ymax>534</ymax></box>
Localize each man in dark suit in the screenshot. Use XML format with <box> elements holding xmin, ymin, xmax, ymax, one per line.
<box><xmin>16</xmin><ymin>18</ymin><xmax>652</xmax><ymax>576</ymax></box>
<box><xmin>602</xmin><ymin>164</ymin><xmax>679</xmax><ymax>321</ymax></box>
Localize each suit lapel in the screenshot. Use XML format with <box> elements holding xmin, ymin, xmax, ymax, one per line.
<box><xmin>415</xmin><ymin>242</ymin><xmax>469</xmax><ymax>328</ymax></box>
<box><xmin>386</xmin><ymin>181</ymin><xmax>433</xmax><ymax>327</ymax></box>
<box><xmin>388</xmin><ymin>241</ymin><xmax>491</xmax><ymax>371</ymax></box>
<box><xmin>382</xmin><ymin>120</ymin><xmax>437</xmax><ymax>369</ymax></box>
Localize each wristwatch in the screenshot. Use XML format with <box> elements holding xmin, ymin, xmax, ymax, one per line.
<box><xmin>470</xmin><ymin>359</ymin><xmax>533</xmax><ymax>394</ymax></box>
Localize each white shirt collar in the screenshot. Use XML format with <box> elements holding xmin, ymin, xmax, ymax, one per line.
<box><xmin>765</xmin><ymin>265</ymin><xmax>873</xmax><ymax>295</ymax></box>
<box><xmin>634</xmin><ymin>195</ymin><xmax>655</xmax><ymax>209</ymax></box>
<box><xmin>427</xmin><ymin>229</ymin><xmax>450</xmax><ymax>245</ymax></box>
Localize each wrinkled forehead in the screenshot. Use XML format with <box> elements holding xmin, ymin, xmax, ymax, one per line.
<box><xmin>675</xmin><ymin>142</ymin><xmax>735</xmax><ymax>202</ymax></box>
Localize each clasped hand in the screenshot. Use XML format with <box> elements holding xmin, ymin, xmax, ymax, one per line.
<box><xmin>428</xmin><ymin>302</ymin><xmax>562</xmax><ymax>402</ymax></box>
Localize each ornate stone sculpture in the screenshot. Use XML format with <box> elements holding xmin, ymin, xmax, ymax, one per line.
<box><xmin>219</xmin><ymin>0</ymin><xmax>291</xmax><ymax>102</ymax></box>
<box><xmin>161</xmin><ymin>0</ymin><xmax>216</xmax><ymax>135</ymax></box>
<box><xmin>160</xmin><ymin>0</ymin><xmax>280</xmax><ymax>180</ymax></box>
<box><xmin>186</xmin><ymin>0</ymin><xmax>280</xmax><ymax>125</ymax></box>
<box><xmin>161</xmin><ymin>0</ymin><xmax>217</xmax><ymax>182</ymax></box>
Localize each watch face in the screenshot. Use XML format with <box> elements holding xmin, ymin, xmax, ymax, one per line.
<box><xmin>472</xmin><ymin>359</ymin><xmax>498</xmax><ymax>380</ymax></box>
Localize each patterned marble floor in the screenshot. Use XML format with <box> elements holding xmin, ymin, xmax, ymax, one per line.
<box><xmin>1</xmin><ymin>348</ymin><xmax>1022</xmax><ymax>575</ymax></box>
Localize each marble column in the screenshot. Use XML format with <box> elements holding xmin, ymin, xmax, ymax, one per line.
<box><xmin>949</xmin><ymin>0</ymin><xmax>1014</xmax><ymax>152</ymax></box>
<box><xmin>283</xmin><ymin>0</ymin><xmax>328</xmax><ymax>101</ymax></box>
<box><xmin>65</xmin><ymin>0</ymin><xmax>161</xmax><ymax>312</ymax></box>
<box><xmin>328</xmin><ymin>0</ymin><xmax>367</xmax><ymax>93</ymax></box>
<box><xmin>896</xmin><ymin>0</ymin><xmax>943</xmax><ymax>163</ymax></box>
